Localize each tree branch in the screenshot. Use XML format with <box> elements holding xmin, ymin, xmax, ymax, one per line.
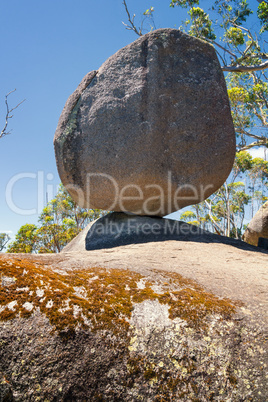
<box><xmin>222</xmin><ymin>59</ymin><xmax>268</xmax><ymax>72</ymax></box>
<box><xmin>238</xmin><ymin>139</ymin><xmax>268</xmax><ymax>151</ymax></box>
<box><xmin>1</xmin><ymin>89</ymin><xmax>25</xmax><ymax>139</ymax></box>
<box><xmin>204</xmin><ymin>200</ymin><xmax>224</xmax><ymax>235</ymax></box>
<box><xmin>122</xmin><ymin>0</ymin><xmax>142</xmax><ymax>37</ymax></box>
<box><xmin>237</xmin><ymin>128</ymin><xmax>267</xmax><ymax>141</ymax></box>
<box><xmin>206</xmin><ymin>38</ymin><xmax>237</xmax><ymax>58</ymax></box>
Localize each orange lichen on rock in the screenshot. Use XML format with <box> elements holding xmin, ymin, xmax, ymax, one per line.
<box><xmin>0</xmin><ymin>255</ymin><xmax>238</xmax><ymax>337</ymax></box>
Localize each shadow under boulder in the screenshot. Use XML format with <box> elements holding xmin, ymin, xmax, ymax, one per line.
<box><xmin>63</xmin><ymin>212</ymin><xmax>267</xmax><ymax>253</ymax></box>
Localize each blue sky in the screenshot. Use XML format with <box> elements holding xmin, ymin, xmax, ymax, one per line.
<box><xmin>0</xmin><ymin>0</ymin><xmax>265</xmax><ymax>240</ymax></box>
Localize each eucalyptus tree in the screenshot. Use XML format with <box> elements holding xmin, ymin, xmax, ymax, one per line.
<box><xmin>7</xmin><ymin>185</ymin><xmax>104</xmax><ymax>253</ymax></box>
<box><xmin>0</xmin><ymin>233</ymin><xmax>11</xmax><ymax>252</ymax></box>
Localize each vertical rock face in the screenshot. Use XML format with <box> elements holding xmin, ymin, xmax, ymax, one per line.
<box><xmin>54</xmin><ymin>28</ymin><xmax>236</xmax><ymax>216</ymax></box>
<box><xmin>243</xmin><ymin>201</ymin><xmax>268</xmax><ymax>246</ymax></box>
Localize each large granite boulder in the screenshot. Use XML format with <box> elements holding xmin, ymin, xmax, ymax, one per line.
<box><xmin>54</xmin><ymin>28</ymin><xmax>236</xmax><ymax>216</ymax></box>
<box><xmin>243</xmin><ymin>201</ymin><xmax>268</xmax><ymax>246</ymax></box>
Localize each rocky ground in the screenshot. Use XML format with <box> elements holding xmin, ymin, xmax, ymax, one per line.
<box><xmin>0</xmin><ymin>237</ymin><xmax>267</xmax><ymax>401</ymax></box>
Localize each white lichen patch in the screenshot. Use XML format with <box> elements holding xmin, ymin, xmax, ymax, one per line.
<box><xmin>130</xmin><ymin>299</ymin><xmax>173</xmax><ymax>339</ymax></box>
<box><xmin>73</xmin><ymin>286</ymin><xmax>87</xmax><ymax>299</ymax></box>
<box><xmin>240</xmin><ymin>307</ymin><xmax>252</xmax><ymax>316</ymax></box>
<box><xmin>150</xmin><ymin>284</ymin><xmax>165</xmax><ymax>294</ymax></box>
<box><xmin>46</xmin><ymin>300</ymin><xmax>53</xmax><ymax>309</ymax></box>
<box><xmin>1</xmin><ymin>275</ymin><xmax>16</xmax><ymax>287</ymax></box>
<box><xmin>39</xmin><ymin>297</ymin><xmax>46</xmax><ymax>303</ymax></box>
<box><xmin>58</xmin><ymin>299</ymin><xmax>71</xmax><ymax>313</ymax></box>
<box><xmin>36</xmin><ymin>288</ymin><xmax>45</xmax><ymax>298</ymax></box>
<box><xmin>7</xmin><ymin>300</ymin><xmax>18</xmax><ymax>311</ymax></box>
<box><xmin>73</xmin><ymin>304</ymin><xmax>82</xmax><ymax>319</ymax></box>
<box><xmin>16</xmin><ymin>287</ymin><xmax>29</xmax><ymax>292</ymax></box>
<box><xmin>81</xmin><ymin>312</ymin><xmax>91</xmax><ymax>327</ymax></box>
<box><xmin>175</xmin><ymin>319</ymin><xmax>187</xmax><ymax>332</ymax></box>
<box><xmin>23</xmin><ymin>302</ymin><xmax>34</xmax><ymax>312</ymax></box>
<box><xmin>136</xmin><ymin>279</ymin><xmax>146</xmax><ymax>290</ymax></box>
<box><xmin>87</xmin><ymin>275</ymin><xmax>98</xmax><ymax>283</ymax></box>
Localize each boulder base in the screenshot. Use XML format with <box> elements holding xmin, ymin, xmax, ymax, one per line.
<box><xmin>61</xmin><ymin>212</ymin><xmax>261</xmax><ymax>252</ymax></box>
<box><xmin>54</xmin><ymin>28</ymin><xmax>236</xmax><ymax>216</ymax></box>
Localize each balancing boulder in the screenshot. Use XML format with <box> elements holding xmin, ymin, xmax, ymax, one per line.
<box><xmin>54</xmin><ymin>28</ymin><xmax>236</xmax><ymax>216</ymax></box>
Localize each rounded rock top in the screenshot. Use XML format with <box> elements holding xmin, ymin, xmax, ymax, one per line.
<box><xmin>54</xmin><ymin>28</ymin><xmax>236</xmax><ymax>216</ymax></box>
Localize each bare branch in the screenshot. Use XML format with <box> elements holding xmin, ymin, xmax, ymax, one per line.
<box><xmin>122</xmin><ymin>0</ymin><xmax>142</xmax><ymax>37</ymax></box>
<box><xmin>1</xmin><ymin>89</ymin><xmax>25</xmax><ymax>139</ymax></box>
<box><xmin>222</xmin><ymin>59</ymin><xmax>268</xmax><ymax>72</ymax></box>
<box><xmin>205</xmin><ymin>38</ymin><xmax>237</xmax><ymax>58</ymax></box>
<box><xmin>214</xmin><ymin>48</ymin><xmax>226</xmax><ymax>66</ymax></box>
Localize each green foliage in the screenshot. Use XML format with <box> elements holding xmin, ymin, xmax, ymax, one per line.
<box><xmin>167</xmin><ymin>0</ymin><xmax>268</xmax><ymax>150</ymax></box>
<box><xmin>8</xmin><ymin>185</ymin><xmax>104</xmax><ymax>254</ymax></box>
<box><xmin>257</xmin><ymin>1</ymin><xmax>268</xmax><ymax>32</ymax></box>
<box><xmin>227</xmin><ymin>72</ymin><xmax>268</xmax><ymax>150</ymax></box>
<box><xmin>213</xmin><ymin>0</ymin><xmax>253</xmax><ymax>25</ymax></box>
<box><xmin>187</xmin><ymin>7</ymin><xmax>216</xmax><ymax>40</ymax></box>
<box><xmin>233</xmin><ymin>150</ymin><xmax>253</xmax><ymax>172</ymax></box>
<box><xmin>143</xmin><ymin>7</ymin><xmax>154</xmax><ymax>16</ymax></box>
<box><xmin>0</xmin><ymin>233</ymin><xmax>11</xmax><ymax>252</ymax></box>
<box><xmin>233</xmin><ymin>0</ymin><xmax>253</xmax><ymax>24</ymax></box>
<box><xmin>170</xmin><ymin>0</ymin><xmax>199</xmax><ymax>8</ymax></box>
<box><xmin>7</xmin><ymin>224</ymin><xmax>37</xmax><ymax>253</ymax></box>
<box><xmin>225</xmin><ymin>27</ymin><xmax>245</xmax><ymax>46</ymax></box>
<box><xmin>180</xmin><ymin>152</ymin><xmax>268</xmax><ymax>238</ymax></box>
<box><xmin>180</xmin><ymin>210</ymin><xmax>200</xmax><ymax>226</ymax></box>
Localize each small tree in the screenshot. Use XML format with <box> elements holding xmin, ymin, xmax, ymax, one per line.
<box><xmin>7</xmin><ymin>224</ymin><xmax>37</xmax><ymax>253</ymax></box>
<box><xmin>8</xmin><ymin>185</ymin><xmax>104</xmax><ymax>254</ymax></box>
<box><xmin>180</xmin><ymin>151</ymin><xmax>268</xmax><ymax>238</ymax></box>
<box><xmin>0</xmin><ymin>233</ymin><xmax>11</xmax><ymax>252</ymax></box>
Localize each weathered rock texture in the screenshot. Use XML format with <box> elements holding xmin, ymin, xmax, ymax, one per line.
<box><xmin>54</xmin><ymin>28</ymin><xmax>236</xmax><ymax>216</ymax></box>
<box><xmin>243</xmin><ymin>201</ymin><xmax>268</xmax><ymax>246</ymax></box>
<box><xmin>0</xmin><ymin>251</ymin><xmax>267</xmax><ymax>401</ymax></box>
